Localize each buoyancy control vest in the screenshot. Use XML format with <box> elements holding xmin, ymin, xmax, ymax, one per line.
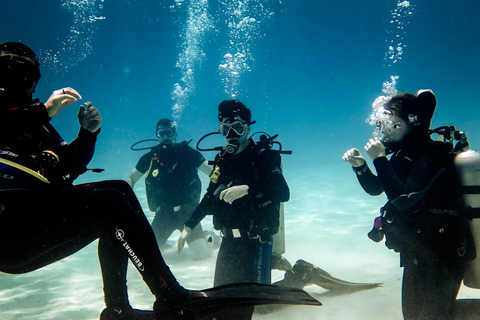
<box><xmin>206</xmin><ymin>138</ymin><xmax>287</xmax><ymax>238</ymax></box>
<box><xmin>144</xmin><ymin>141</ymin><xmax>202</xmax><ymax>212</ymax></box>
<box><xmin>369</xmin><ymin>126</ymin><xmax>476</xmax><ymax>267</ymax></box>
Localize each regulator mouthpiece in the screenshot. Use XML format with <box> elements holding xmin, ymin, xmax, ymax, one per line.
<box><xmin>225</xmin><ymin>143</ymin><xmax>239</xmax><ymax>154</ymax></box>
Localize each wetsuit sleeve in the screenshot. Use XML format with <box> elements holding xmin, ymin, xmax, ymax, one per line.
<box><xmin>354</xmin><ymin>163</ymin><xmax>384</xmax><ymax>196</ymax></box>
<box><xmin>373</xmin><ymin>152</ymin><xmax>444</xmax><ymax>201</ymax></box>
<box><xmin>248</xmin><ymin>150</ymin><xmax>289</xmax><ymax>203</ymax></box>
<box><xmin>184</xmin><ymin>182</ymin><xmax>217</xmax><ymax>230</ymax></box>
<box><xmin>135</xmin><ymin>152</ymin><xmax>153</xmax><ymax>174</ymax></box>
<box><xmin>58</xmin><ymin>127</ymin><xmax>100</xmax><ymax>180</ymax></box>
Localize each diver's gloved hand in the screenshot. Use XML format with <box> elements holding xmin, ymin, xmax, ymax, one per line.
<box><xmin>219</xmin><ymin>185</ymin><xmax>249</xmax><ymax>204</ymax></box>
<box><xmin>365</xmin><ymin>132</ymin><xmax>386</xmax><ymax>160</ymax></box>
<box><xmin>342</xmin><ymin>148</ymin><xmax>366</xmax><ymax>167</ymax></box>
<box><xmin>45</xmin><ymin>87</ymin><xmax>82</xmax><ymax>117</ymax></box>
<box><xmin>177</xmin><ymin>226</ymin><xmax>192</xmax><ymax>256</ymax></box>
<box><xmin>78</xmin><ymin>101</ymin><xmax>102</xmax><ymax>133</ymax></box>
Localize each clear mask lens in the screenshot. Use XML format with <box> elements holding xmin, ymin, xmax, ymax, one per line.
<box><xmin>376</xmin><ymin>120</ymin><xmax>401</xmax><ymax>133</ymax></box>
<box><xmin>218</xmin><ymin>121</ymin><xmax>246</xmax><ymax>137</ymax></box>
<box><xmin>156</xmin><ymin>128</ymin><xmax>175</xmax><ymax>139</ymax></box>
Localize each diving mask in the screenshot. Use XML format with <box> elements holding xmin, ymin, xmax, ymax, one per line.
<box><xmin>156</xmin><ymin>127</ymin><xmax>176</xmax><ymax>139</ymax></box>
<box><xmin>218</xmin><ymin>120</ymin><xmax>247</xmax><ymax>138</ymax></box>
<box><xmin>370</xmin><ymin>107</ymin><xmax>399</xmax><ymax>141</ymax></box>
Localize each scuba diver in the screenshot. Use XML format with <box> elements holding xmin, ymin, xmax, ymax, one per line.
<box><xmin>125</xmin><ymin>118</ymin><xmax>213</xmax><ymax>260</ymax></box>
<box><xmin>178</xmin><ymin>99</ymin><xmax>290</xmax><ymax>319</ymax></box>
<box><xmin>177</xmin><ymin>100</ymin><xmax>379</xmax><ymax>319</ymax></box>
<box><xmin>0</xmin><ymin>42</ymin><xmax>321</xmax><ymax>320</ymax></box>
<box><xmin>343</xmin><ymin>90</ymin><xmax>476</xmax><ymax>320</ymax></box>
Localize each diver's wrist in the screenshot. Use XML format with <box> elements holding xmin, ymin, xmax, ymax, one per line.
<box><xmin>352</xmin><ymin>162</ymin><xmax>368</xmax><ymax>175</ymax></box>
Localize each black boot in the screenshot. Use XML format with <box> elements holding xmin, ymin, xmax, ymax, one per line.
<box><xmin>273</xmin><ymin>260</ymin><xmax>311</xmax><ymax>289</ymax></box>
<box><xmin>270</xmin><ymin>254</ymin><xmax>293</xmax><ymax>273</ymax></box>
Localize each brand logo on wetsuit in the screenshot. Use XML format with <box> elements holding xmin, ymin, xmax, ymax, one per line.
<box><xmin>115</xmin><ymin>228</ymin><xmax>145</xmax><ymax>271</ymax></box>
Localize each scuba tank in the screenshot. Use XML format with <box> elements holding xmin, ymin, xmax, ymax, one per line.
<box><xmin>433</xmin><ymin>126</ymin><xmax>480</xmax><ymax>288</ymax></box>
<box><xmin>456</xmin><ymin>150</ymin><xmax>480</xmax><ymax>288</ymax></box>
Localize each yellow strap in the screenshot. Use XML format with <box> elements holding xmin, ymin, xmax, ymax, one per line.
<box><xmin>0</xmin><ymin>157</ymin><xmax>50</xmax><ymax>184</ymax></box>
<box><xmin>144</xmin><ymin>159</ymin><xmax>154</xmax><ymax>179</ymax></box>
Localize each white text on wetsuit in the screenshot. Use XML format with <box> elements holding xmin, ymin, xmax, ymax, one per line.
<box><xmin>115</xmin><ymin>228</ymin><xmax>145</xmax><ymax>271</ymax></box>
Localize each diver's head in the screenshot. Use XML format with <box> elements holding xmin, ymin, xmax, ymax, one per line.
<box><xmin>372</xmin><ymin>90</ymin><xmax>437</xmax><ymax>149</ymax></box>
<box><xmin>155</xmin><ymin>118</ymin><xmax>177</xmax><ymax>148</ymax></box>
<box><xmin>0</xmin><ymin>42</ymin><xmax>41</xmax><ymax>105</ymax></box>
<box><xmin>374</xmin><ymin>107</ymin><xmax>411</xmax><ymax>146</ymax></box>
<box><xmin>218</xmin><ymin>100</ymin><xmax>253</xmax><ymax>154</ymax></box>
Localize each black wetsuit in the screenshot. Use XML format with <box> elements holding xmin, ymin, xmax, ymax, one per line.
<box><xmin>0</xmin><ymin>99</ymin><xmax>186</xmax><ymax>311</ymax></box>
<box><xmin>135</xmin><ymin>142</ymin><xmax>206</xmax><ymax>246</ymax></box>
<box><xmin>355</xmin><ymin>136</ymin><xmax>475</xmax><ymax>320</ymax></box>
<box><xmin>184</xmin><ymin>140</ymin><xmax>289</xmax><ymax>319</ymax></box>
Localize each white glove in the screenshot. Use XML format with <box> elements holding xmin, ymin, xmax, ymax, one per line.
<box><xmin>177</xmin><ymin>226</ymin><xmax>192</xmax><ymax>256</ymax></box>
<box><xmin>219</xmin><ymin>185</ymin><xmax>249</xmax><ymax>204</ymax></box>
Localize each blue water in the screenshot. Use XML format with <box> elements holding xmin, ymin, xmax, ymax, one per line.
<box><xmin>1</xmin><ymin>1</ymin><xmax>480</xmax><ymax>319</ymax></box>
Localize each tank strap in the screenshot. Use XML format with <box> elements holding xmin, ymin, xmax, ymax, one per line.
<box><xmin>462</xmin><ymin>186</ymin><xmax>480</xmax><ymax>194</ymax></box>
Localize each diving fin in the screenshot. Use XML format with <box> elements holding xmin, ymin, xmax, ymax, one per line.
<box><xmin>181</xmin><ymin>283</ymin><xmax>321</xmax><ymax>319</ymax></box>
<box><xmin>275</xmin><ymin>260</ymin><xmax>382</xmax><ymax>293</ymax></box>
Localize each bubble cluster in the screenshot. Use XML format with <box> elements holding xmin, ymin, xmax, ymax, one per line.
<box><xmin>218</xmin><ymin>0</ymin><xmax>274</xmax><ymax>98</ymax></box>
<box><xmin>39</xmin><ymin>0</ymin><xmax>106</xmax><ymax>74</ymax></box>
<box><xmin>372</xmin><ymin>1</ymin><xmax>414</xmax><ymax>126</ymax></box>
<box><xmin>171</xmin><ymin>0</ymin><xmax>213</xmax><ymax>123</ymax></box>
<box><xmin>383</xmin><ymin>0</ymin><xmax>414</xmax><ymax>67</ymax></box>
<box><xmin>368</xmin><ymin>75</ymin><xmax>399</xmax><ymax>125</ymax></box>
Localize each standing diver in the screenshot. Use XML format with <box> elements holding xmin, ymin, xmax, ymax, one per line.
<box><xmin>343</xmin><ymin>90</ymin><xmax>476</xmax><ymax>319</ymax></box>
<box><xmin>0</xmin><ymin>42</ymin><xmax>320</xmax><ymax>320</ymax></box>
<box><xmin>178</xmin><ymin>99</ymin><xmax>289</xmax><ymax>319</ymax></box>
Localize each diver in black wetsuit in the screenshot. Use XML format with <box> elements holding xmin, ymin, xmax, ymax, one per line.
<box><xmin>125</xmin><ymin>119</ymin><xmax>212</xmax><ymax>260</ymax></box>
<box><xmin>0</xmin><ymin>42</ymin><xmax>321</xmax><ymax>320</ymax></box>
<box><xmin>0</xmin><ymin>41</ymin><xmax>199</xmax><ymax>320</ymax></box>
<box><xmin>178</xmin><ymin>100</ymin><xmax>290</xmax><ymax>319</ymax></box>
<box><xmin>343</xmin><ymin>90</ymin><xmax>475</xmax><ymax>320</ymax></box>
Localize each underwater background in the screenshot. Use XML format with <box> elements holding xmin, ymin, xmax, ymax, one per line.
<box><xmin>1</xmin><ymin>0</ymin><xmax>480</xmax><ymax>319</ymax></box>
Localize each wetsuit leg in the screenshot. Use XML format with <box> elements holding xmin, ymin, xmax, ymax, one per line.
<box><xmin>151</xmin><ymin>203</ymin><xmax>205</xmax><ymax>246</ymax></box>
<box><xmin>213</xmin><ymin>237</ymin><xmax>272</xmax><ymax>320</ymax></box>
<box><xmin>402</xmin><ymin>263</ymin><xmax>464</xmax><ymax>320</ymax></box>
<box><xmin>0</xmin><ymin>180</ymin><xmax>188</xmax><ymax>309</ymax></box>
<box><xmin>151</xmin><ymin>206</ymin><xmax>177</xmax><ymax>247</ymax></box>
<box><xmin>182</xmin><ymin>203</ymin><xmax>205</xmax><ymax>243</ymax></box>
<box><xmin>215</xmin><ymin>237</ymin><xmax>253</xmax><ymax>287</ymax></box>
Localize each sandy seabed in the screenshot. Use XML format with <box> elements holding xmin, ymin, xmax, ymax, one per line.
<box><xmin>1</xmin><ymin>226</ymin><xmax>479</xmax><ymax>320</ymax></box>
<box><xmin>1</xmin><ymin>169</ymin><xmax>479</xmax><ymax>319</ymax></box>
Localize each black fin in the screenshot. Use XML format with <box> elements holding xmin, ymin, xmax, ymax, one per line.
<box><xmin>182</xmin><ymin>283</ymin><xmax>321</xmax><ymax>318</ymax></box>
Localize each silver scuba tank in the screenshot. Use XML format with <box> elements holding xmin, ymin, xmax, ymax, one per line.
<box><xmin>455</xmin><ymin>148</ymin><xmax>480</xmax><ymax>288</ymax></box>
